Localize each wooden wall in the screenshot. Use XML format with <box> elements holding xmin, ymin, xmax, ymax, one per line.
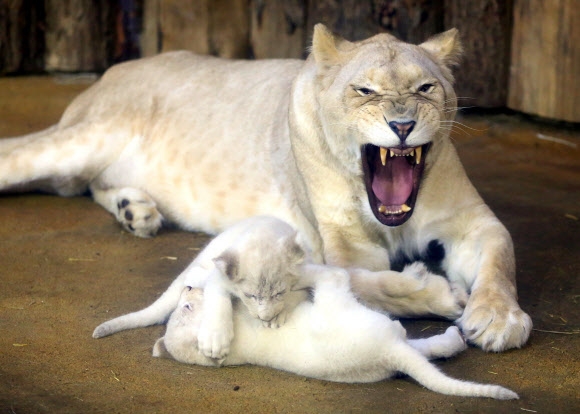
<box><xmin>141</xmin><ymin>0</ymin><xmax>511</xmax><ymax>109</ymax></box>
<box><xmin>0</xmin><ymin>0</ymin><xmax>578</xmax><ymax>121</ymax></box>
<box><xmin>508</xmin><ymin>0</ymin><xmax>579</xmax><ymax>123</ymax></box>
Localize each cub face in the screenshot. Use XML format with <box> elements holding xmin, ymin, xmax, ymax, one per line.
<box><xmin>213</xmin><ymin>223</ymin><xmax>306</xmax><ymax>326</ymax></box>
<box><xmin>311</xmin><ymin>25</ymin><xmax>462</xmax><ymax>227</ymax></box>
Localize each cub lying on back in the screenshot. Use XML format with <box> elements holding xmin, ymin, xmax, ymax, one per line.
<box><xmin>154</xmin><ymin>274</ymin><xmax>517</xmax><ymax>399</ymax></box>
<box><xmin>93</xmin><ymin>216</ymin><xmax>311</xmax><ymax>359</ymax></box>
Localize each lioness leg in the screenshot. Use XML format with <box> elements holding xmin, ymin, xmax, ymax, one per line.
<box><xmin>0</xmin><ymin>123</ymin><xmax>125</xmax><ymax>196</ymax></box>
<box><xmin>443</xmin><ymin>207</ymin><xmax>532</xmax><ymax>352</ymax></box>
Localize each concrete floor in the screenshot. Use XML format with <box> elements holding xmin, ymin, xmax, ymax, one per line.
<box><xmin>0</xmin><ymin>76</ymin><xmax>578</xmax><ymax>414</ymax></box>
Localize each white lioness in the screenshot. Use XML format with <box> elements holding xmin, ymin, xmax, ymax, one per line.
<box><xmin>0</xmin><ymin>25</ymin><xmax>531</xmax><ymax>351</ymax></box>
<box><xmin>93</xmin><ymin>216</ymin><xmax>462</xmax><ymax>360</ymax></box>
<box><xmin>152</xmin><ymin>280</ymin><xmax>517</xmax><ymax>399</ymax></box>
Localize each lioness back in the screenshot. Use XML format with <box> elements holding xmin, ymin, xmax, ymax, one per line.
<box><xmin>79</xmin><ymin>52</ymin><xmax>308</xmax><ymax>234</ymax></box>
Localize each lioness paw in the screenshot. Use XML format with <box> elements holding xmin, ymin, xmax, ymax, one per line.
<box><xmin>115</xmin><ymin>188</ymin><xmax>163</xmax><ymax>238</ymax></box>
<box><xmin>457</xmin><ymin>294</ymin><xmax>532</xmax><ymax>352</ymax></box>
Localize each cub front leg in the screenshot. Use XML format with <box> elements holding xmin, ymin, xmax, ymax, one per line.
<box><xmin>195</xmin><ymin>270</ymin><xmax>234</xmax><ymax>361</ymax></box>
<box><xmin>444</xmin><ymin>211</ymin><xmax>532</xmax><ymax>352</ymax></box>
<box><xmin>90</xmin><ymin>186</ymin><xmax>163</xmax><ymax>237</ymax></box>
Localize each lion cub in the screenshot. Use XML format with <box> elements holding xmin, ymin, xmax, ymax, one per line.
<box><xmin>153</xmin><ymin>273</ymin><xmax>517</xmax><ymax>400</ymax></box>
<box><xmin>93</xmin><ymin>216</ymin><xmax>310</xmax><ymax>359</ymax></box>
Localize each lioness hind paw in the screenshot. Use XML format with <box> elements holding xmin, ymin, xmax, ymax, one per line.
<box><xmin>115</xmin><ymin>188</ymin><xmax>163</xmax><ymax>238</ymax></box>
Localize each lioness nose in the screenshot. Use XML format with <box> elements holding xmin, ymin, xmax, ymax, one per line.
<box><xmin>388</xmin><ymin>120</ymin><xmax>416</xmax><ymax>142</ymax></box>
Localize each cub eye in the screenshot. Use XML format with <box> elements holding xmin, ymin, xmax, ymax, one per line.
<box><xmin>418</xmin><ymin>83</ymin><xmax>434</xmax><ymax>93</ymax></box>
<box><xmin>355</xmin><ymin>87</ymin><xmax>375</xmax><ymax>96</ymax></box>
<box><xmin>244</xmin><ymin>293</ymin><xmax>256</xmax><ymax>300</ymax></box>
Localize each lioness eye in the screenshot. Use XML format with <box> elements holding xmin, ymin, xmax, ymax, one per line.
<box><xmin>356</xmin><ymin>87</ymin><xmax>374</xmax><ymax>96</ymax></box>
<box><xmin>418</xmin><ymin>83</ymin><xmax>434</xmax><ymax>93</ymax></box>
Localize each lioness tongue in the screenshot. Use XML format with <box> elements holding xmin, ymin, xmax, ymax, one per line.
<box><xmin>371</xmin><ymin>155</ymin><xmax>413</xmax><ymax>207</ymax></box>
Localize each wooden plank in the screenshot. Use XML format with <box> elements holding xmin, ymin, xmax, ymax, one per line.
<box><xmin>250</xmin><ymin>0</ymin><xmax>307</xmax><ymax>59</ymax></box>
<box><xmin>0</xmin><ymin>0</ymin><xmax>45</xmax><ymax>74</ymax></box>
<box><xmin>444</xmin><ymin>0</ymin><xmax>513</xmax><ymax>108</ymax></box>
<box><xmin>508</xmin><ymin>0</ymin><xmax>580</xmax><ymax>122</ymax></box>
<box><xmin>160</xmin><ymin>0</ymin><xmax>210</xmax><ymax>55</ymax></box>
<box><xmin>141</xmin><ymin>0</ymin><xmax>160</xmax><ymax>57</ymax></box>
<box><xmin>210</xmin><ymin>0</ymin><xmax>250</xmax><ymax>58</ymax></box>
<box><xmin>306</xmin><ymin>0</ymin><xmax>442</xmax><ymax>44</ymax></box>
<box><xmin>44</xmin><ymin>0</ymin><xmax>116</xmax><ymax>72</ymax></box>
<box><xmin>159</xmin><ymin>0</ymin><xmax>249</xmax><ymax>58</ymax></box>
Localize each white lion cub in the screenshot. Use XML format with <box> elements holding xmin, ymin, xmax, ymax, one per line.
<box><xmin>153</xmin><ymin>271</ymin><xmax>518</xmax><ymax>400</ymax></box>
<box><xmin>93</xmin><ymin>216</ymin><xmax>310</xmax><ymax>359</ymax></box>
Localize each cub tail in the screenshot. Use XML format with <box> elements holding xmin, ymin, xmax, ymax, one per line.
<box><xmin>392</xmin><ymin>344</ymin><xmax>518</xmax><ymax>400</ymax></box>
<box><xmin>92</xmin><ymin>274</ymin><xmax>188</xmax><ymax>338</ymax></box>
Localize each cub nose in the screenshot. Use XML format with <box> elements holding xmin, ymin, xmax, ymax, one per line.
<box><xmin>388</xmin><ymin>120</ymin><xmax>416</xmax><ymax>142</ymax></box>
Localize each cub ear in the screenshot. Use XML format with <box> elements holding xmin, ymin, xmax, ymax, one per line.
<box><xmin>311</xmin><ymin>23</ymin><xmax>350</xmax><ymax>68</ymax></box>
<box><xmin>419</xmin><ymin>28</ymin><xmax>463</xmax><ymax>68</ymax></box>
<box><xmin>281</xmin><ymin>231</ymin><xmax>306</xmax><ymax>265</ymax></box>
<box><xmin>152</xmin><ymin>337</ymin><xmax>171</xmax><ymax>358</ymax></box>
<box><xmin>213</xmin><ymin>250</ymin><xmax>240</xmax><ymax>282</ymax></box>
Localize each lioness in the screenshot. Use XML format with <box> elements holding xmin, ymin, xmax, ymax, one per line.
<box><xmin>0</xmin><ymin>25</ymin><xmax>531</xmax><ymax>351</ymax></box>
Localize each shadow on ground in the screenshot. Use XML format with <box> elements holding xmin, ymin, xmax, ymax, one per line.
<box><xmin>0</xmin><ymin>77</ymin><xmax>578</xmax><ymax>413</ymax></box>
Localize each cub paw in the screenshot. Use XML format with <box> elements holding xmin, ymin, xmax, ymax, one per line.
<box><xmin>263</xmin><ymin>310</ymin><xmax>288</xmax><ymax>329</ymax></box>
<box><xmin>440</xmin><ymin>326</ymin><xmax>468</xmax><ymax>354</ymax></box>
<box><xmin>197</xmin><ymin>322</ymin><xmax>234</xmax><ymax>360</ymax></box>
<box><xmin>403</xmin><ymin>263</ymin><xmax>468</xmax><ymax>320</ymax></box>
<box><xmin>115</xmin><ymin>188</ymin><xmax>163</xmax><ymax>238</ymax></box>
<box><xmin>457</xmin><ymin>292</ymin><xmax>532</xmax><ymax>352</ymax></box>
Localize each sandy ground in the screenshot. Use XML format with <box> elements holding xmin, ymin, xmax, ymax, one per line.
<box><xmin>0</xmin><ymin>76</ymin><xmax>578</xmax><ymax>414</ymax></box>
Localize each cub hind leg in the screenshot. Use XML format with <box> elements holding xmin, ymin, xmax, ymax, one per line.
<box><xmin>0</xmin><ymin>123</ymin><xmax>127</xmax><ymax>196</ymax></box>
<box><xmin>91</xmin><ymin>186</ymin><xmax>163</xmax><ymax>238</ymax></box>
<box><xmin>408</xmin><ymin>326</ymin><xmax>467</xmax><ymax>360</ymax></box>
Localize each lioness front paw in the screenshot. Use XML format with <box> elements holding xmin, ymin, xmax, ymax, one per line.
<box><xmin>115</xmin><ymin>188</ymin><xmax>163</xmax><ymax>238</ymax></box>
<box><xmin>457</xmin><ymin>292</ymin><xmax>532</xmax><ymax>352</ymax></box>
<box><xmin>197</xmin><ymin>322</ymin><xmax>234</xmax><ymax>360</ymax></box>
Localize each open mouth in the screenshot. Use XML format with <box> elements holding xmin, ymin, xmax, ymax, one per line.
<box><xmin>361</xmin><ymin>143</ymin><xmax>430</xmax><ymax>226</ymax></box>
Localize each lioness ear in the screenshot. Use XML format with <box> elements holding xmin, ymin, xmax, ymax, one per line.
<box><xmin>419</xmin><ymin>28</ymin><xmax>463</xmax><ymax>68</ymax></box>
<box><xmin>213</xmin><ymin>250</ymin><xmax>240</xmax><ymax>282</ymax></box>
<box><xmin>152</xmin><ymin>337</ymin><xmax>171</xmax><ymax>358</ymax></box>
<box><xmin>311</xmin><ymin>23</ymin><xmax>348</xmax><ymax>68</ymax></box>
